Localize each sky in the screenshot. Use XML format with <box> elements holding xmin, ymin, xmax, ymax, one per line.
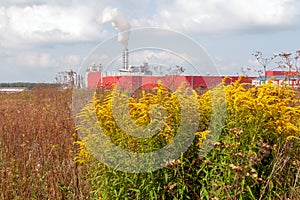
<box><xmin>0</xmin><ymin>0</ymin><xmax>300</xmax><ymax>82</ymax></box>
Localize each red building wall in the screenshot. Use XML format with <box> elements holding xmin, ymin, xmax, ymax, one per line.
<box><xmin>265</xmin><ymin>70</ymin><xmax>285</xmax><ymax>76</ymax></box>
<box><xmin>87</xmin><ymin>72</ymin><xmax>254</xmax><ymax>90</ymax></box>
<box><xmin>87</xmin><ymin>72</ymin><xmax>102</xmax><ymax>88</ymax></box>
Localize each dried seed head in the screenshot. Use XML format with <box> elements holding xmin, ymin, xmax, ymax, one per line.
<box><xmin>205</xmin><ymin>159</ymin><xmax>211</xmax><ymax>164</ymax></box>
<box><xmin>229</xmin><ymin>164</ymin><xmax>243</xmax><ymax>172</ymax></box>
<box><xmin>252</xmin><ymin>173</ymin><xmax>258</xmax><ymax>179</ymax></box>
<box><xmin>214</xmin><ymin>142</ymin><xmax>222</xmax><ymax>147</ymax></box>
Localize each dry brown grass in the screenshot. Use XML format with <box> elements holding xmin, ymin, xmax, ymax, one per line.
<box><xmin>0</xmin><ymin>88</ymin><xmax>89</xmax><ymax>199</ymax></box>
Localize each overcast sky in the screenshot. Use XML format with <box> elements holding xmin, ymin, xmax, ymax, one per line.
<box><xmin>0</xmin><ymin>0</ymin><xmax>300</xmax><ymax>82</ymax></box>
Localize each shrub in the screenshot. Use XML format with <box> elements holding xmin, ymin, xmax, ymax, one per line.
<box><xmin>75</xmin><ymin>79</ymin><xmax>300</xmax><ymax>199</ymax></box>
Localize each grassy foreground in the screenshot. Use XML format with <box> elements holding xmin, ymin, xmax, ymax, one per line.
<box><xmin>0</xmin><ymin>81</ymin><xmax>299</xmax><ymax>199</ymax></box>
<box><xmin>0</xmin><ymin>87</ymin><xmax>89</xmax><ymax>199</ymax></box>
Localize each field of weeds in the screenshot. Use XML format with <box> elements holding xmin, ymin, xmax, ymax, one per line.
<box><xmin>0</xmin><ymin>87</ymin><xmax>89</xmax><ymax>199</ymax></box>
<box><xmin>0</xmin><ymin>82</ymin><xmax>299</xmax><ymax>199</ymax></box>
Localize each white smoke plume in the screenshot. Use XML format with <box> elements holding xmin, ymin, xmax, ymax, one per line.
<box><xmin>101</xmin><ymin>7</ymin><xmax>131</xmax><ymax>47</ymax></box>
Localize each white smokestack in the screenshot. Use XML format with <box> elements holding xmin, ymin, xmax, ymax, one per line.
<box><xmin>123</xmin><ymin>48</ymin><xmax>129</xmax><ymax>69</ymax></box>
<box><xmin>101</xmin><ymin>7</ymin><xmax>131</xmax><ymax>47</ymax></box>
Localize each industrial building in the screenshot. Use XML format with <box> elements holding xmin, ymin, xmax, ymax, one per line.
<box><xmin>86</xmin><ymin>70</ymin><xmax>254</xmax><ymax>90</ymax></box>
<box><xmin>0</xmin><ymin>87</ymin><xmax>28</xmax><ymax>93</ymax></box>
<box><xmin>252</xmin><ymin>70</ymin><xmax>300</xmax><ymax>87</ymax></box>
<box><xmin>85</xmin><ymin>48</ymin><xmax>299</xmax><ymax>90</ymax></box>
<box><xmin>86</xmin><ymin>48</ymin><xmax>255</xmax><ymax>90</ymax></box>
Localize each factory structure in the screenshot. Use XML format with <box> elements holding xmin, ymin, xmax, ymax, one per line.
<box><xmin>55</xmin><ymin>70</ymin><xmax>84</xmax><ymax>89</ymax></box>
<box><xmin>85</xmin><ymin>49</ymin><xmax>256</xmax><ymax>91</ymax></box>
<box><xmin>57</xmin><ymin>49</ymin><xmax>300</xmax><ymax>89</ymax></box>
<box><xmin>252</xmin><ymin>70</ymin><xmax>300</xmax><ymax>87</ymax></box>
<box><xmin>85</xmin><ymin>48</ymin><xmax>300</xmax><ymax>90</ymax></box>
<box><xmin>0</xmin><ymin>87</ymin><xmax>28</xmax><ymax>93</ymax></box>
<box><xmin>85</xmin><ymin>50</ymin><xmax>298</xmax><ymax>90</ymax></box>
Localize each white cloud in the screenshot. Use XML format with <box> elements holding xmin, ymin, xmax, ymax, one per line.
<box><xmin>133</xmin><ymin>0</ymin><xmax>300</xmax><ymax>34</ymax></box>
<box><xmin>1</xmin><ymin>0</ymin><xmax>300</xmax><ymax>82</ymax></box>
<box><xmin>1</xmin><ymin>0</ymin><xmax>300</xmax><ymax>48</ymax></box>
<box><xmin>129</xmin><ymin>50</ymin><xmax>187</xmax><ymax>66</ymax></box>
<box><xmin>5</xmin><ymin>52</ymin><xmax>55</xmax><ymax>67</ymax></box>
<box><xmin>5</xmin><ymin>51</ymin><xmax>82</xmax><ymax>68</ymax></box>
<box><xmin>0</xmin><ymin>7</ymin><xmax>7</xmax><ymax>30</ymax></box>
<box><xmin>0</xmin><ymin>0</ymin><xmax>37</xmax><ymax>3</ymax></box>
<box><xmin>59</xmin><ymin>55</ymin><xmax>82</xmax><ymax>66</ymax></box>
<box><xmin>0</xmin><ymin>3</ymin><xmax>107</xmax><ymax>48</ymax></box>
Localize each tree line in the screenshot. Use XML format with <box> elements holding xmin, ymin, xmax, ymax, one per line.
<box><xmin>0</xmin><ymin>82</ymin><xmax>60</xmax><ymax>89</ymax></box>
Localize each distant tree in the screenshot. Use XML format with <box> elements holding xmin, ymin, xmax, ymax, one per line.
<box><xmin>275</xmin><ymin>50</ymin><xmax>300</xmax><ymax>72</ymax></box>
<box><xmin>252</xmin><ymin>51</ymin><xmax>277</xmax><ymax>82</ymax></box>
<box><xmin>0</xmin><ymin>82</ymin><xmax>58</xmax><ymax>89</ymax></box>
<box><xmin>275</xmin><ymin>50</ymin><xmax>300</xmax><ymax>83</ymax></box>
